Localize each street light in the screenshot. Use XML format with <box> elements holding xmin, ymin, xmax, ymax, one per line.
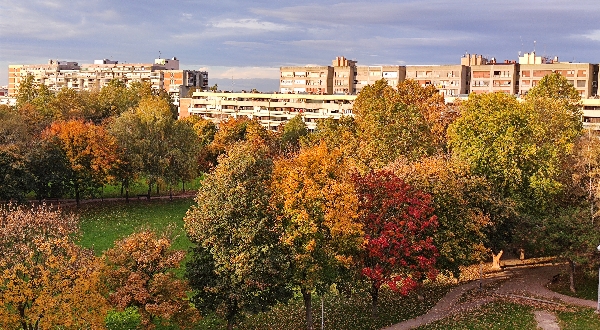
<box><xmin>597</xmin><ymin>244</ymin><xmax>600</xmax><ymax>313</ymax></box>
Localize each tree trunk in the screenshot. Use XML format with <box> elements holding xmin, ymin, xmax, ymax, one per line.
<box><xmin>302</xmin><ymin>288</ymin><xmax>314</xmax><ymax>330</ymax></box>
<box><xmin>156</xmin><ymin>184</ymin><xmax>159</xmax><ymax>195</ymax></box>
<box><xmin>371</xmin><ymin>282</ymin><xmax>379</xmax><ymax>318</ymax></box>
<box><xmin>491</xmin><ymin>250</ymin><xmax>503</xmax><ymax>270</ymax></box>
<box><xmin>147</xmin><ymin>184</ymin><xmax>152</xmax><ymax>200</ymax></box>
<box><xmin>182</xmin><ymin>181</ymin><xmax>185</xmax><ymax>193</ymax></box>
<box><xmin>568</xmin><ymin>259</ymin><xmax>576</xmax><ymax>293</ymax></box>
<box><xmin>227</xmin><ymin>321</ymin><xmax>234</xmax><ymax>330</ymax></box>
<box><xmin>75</xmin><ymin>181</ymin><xmax>80</xmax><ymax>206</ymax></box>
<box><xmin>169</xmin><ymin>187</ymin><xmax>173</xmax><ymax>200</ymax></box>
<box><xmin>120</xmin><ymin>183</ymin><xmax>124</xmax><ymax>197</ymax></box>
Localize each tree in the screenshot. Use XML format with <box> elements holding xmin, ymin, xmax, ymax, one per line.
<box><xmin>279</xmin><ymin>114</ymin><xmax>308</xmax><ymax>153</ymax></box>
<box><xmin>448</xmin><ymin>75</ymin><xmax>583</xmax><ymax>257</ymax></box>
<box><xmin>103</xmin><ymin>230</ymin><xmax>199</xmax><ymax>329</ymax></box>
<box><xmin>25</xmin><ymin>140</ymin><xmax>72</xmax><ymax>201</ymax></box>
<box><xmin>386</xmin><ymin>156</ymin><xmax>497</xmax><ymax>276</ymax></box>
<box><xmin>43</xmin><ymin>119</ymin><xmax>118</xmax><ymax>205</ymax></box>
<box><xmin>0</xmin><ymin>146</ymin><xmax>32</xmax><ymax>202</ymax></box>
<box><xmin>354</xmin><ymin>170</ymin><xmax>438</xmax><ymax>317</ymax></box>
<box><xmin>0</xmin><ymin>205</ymin><xmax>108</xmax><ymax>329</ymax></box>
<box><xmin>181</xmin><ymin>115</ymin><xmax>217</xmax><ymax>173</ymax></box>
<box><xmin>353</xmin><ymin>79</ymin><xmax>435</xmax><ymax>169</ymax></box>
<box><xmin>272</xmin><ymin>142</ymin><xmax>362</xmax><ymax>330</ymax></box>
<box><xmin>184</xmin><ymin>141</ymin><xmax>291</xmax><ymax>330</ymax></box>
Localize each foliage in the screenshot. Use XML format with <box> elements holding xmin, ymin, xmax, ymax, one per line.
<box><xmin>353</xmin><ymin>170</ymin><xmax>438</xmax><ymax>315</ymax></box>
<box><xmin>353</xmin><ymin>79</ymin><xmax>437</xmax><ymax>169</ymax></box>
<box><xmin>0</xmin><ymin>204</ymin><xmax>108</xmax><ymax>329</ymax></box>
<box><xmin>301</xmin><ymin>116</ymin><xmax>357</xmax><ymax>160</ymax></box>
<box><xmin>185</xmin><ymin>141</ymin><xmax>291</xmax><ymax>329</ymax></box>
<box><xmin>280</xmin><ymin>114</ymin><xmax>308</xmax><ymax>153</ymax></box>
<box><xmin>25</xmin><ymin>140</ymin><xmax>72</xmax><ymax>201</ymax></box>
<box><xmin>0</xmin><ymin>146</ymin><xmax>32</xmax><ymax>202</ymax></box>
<box><xmin>103</xmin><ymin>230</ymin><xmax>199</xmax><ymax>329</ymax></box>
<box><xmin>105</xmin><ymin>307</ymin><xmax>142</xmax><ymax>330</ymax></box>
<box><xmin>43</xmin><ymin>119</ymin><xmax>118</xmax><ymax>204</ymax></box>
<box><xmin>386</xmin><ymin>156</ymin><xmax>497</xmax><ymax>274</ymax></box>
<box><xmin>272</xmin><ymin>142</ymin><xmax>362</xmax><ymax>329</ymax></box>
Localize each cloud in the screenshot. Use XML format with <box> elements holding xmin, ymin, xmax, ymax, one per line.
<box><xmin>211</xmin><ymin>18</ymin><xmax>290</xmax><ymax>32</ymax></box>
<box><xmin>581</xmin><ymin>30</ymin><xmax>600</xmax><ymax>42</ymax></box>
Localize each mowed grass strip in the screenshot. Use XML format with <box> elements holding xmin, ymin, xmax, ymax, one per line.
<box><xmin>77</xmin><ymin>198</ymin><xmax>196</xmax><ymax>255</ymax></box>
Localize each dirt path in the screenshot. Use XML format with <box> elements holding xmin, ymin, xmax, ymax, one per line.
<box><xmin>383</xmin><ymin>264</ymin><xmax>597</xmax><ymax>330</ymax></box>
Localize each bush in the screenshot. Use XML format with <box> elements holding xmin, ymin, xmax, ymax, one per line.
<box><xmin>105</xmin><ymin>307</ymin><xmax>141</xmax><ymax>330</ymax></box>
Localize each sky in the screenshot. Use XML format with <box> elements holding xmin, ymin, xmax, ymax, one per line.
<box><xmin>2</xmin><ymin>0</ymin><xmax>600</xmax><ymax>91</ymax></box>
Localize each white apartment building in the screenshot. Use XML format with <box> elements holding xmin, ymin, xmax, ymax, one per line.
<box><xmin>8</xmin><ymin>57</ymin><xmax>208</xmax><ymax>104</ymax></box>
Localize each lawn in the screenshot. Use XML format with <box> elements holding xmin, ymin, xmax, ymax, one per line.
<box><xmin>77</xmin><ymin>197</ymin><xmax>196</xmax><ymax>255</ymax></box>
<box><xmin>547</xmin><ymin>269</ymin><xmax>599</xmax><ymax>301</ymax></box>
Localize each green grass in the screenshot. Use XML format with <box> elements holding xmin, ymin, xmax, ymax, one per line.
<box><xmin>547</xmin><ymin>270</ymin><xmax>599</xmax><ymax>301</ymax></box>
<box><xmin>416</xmin><ymin>301</ymin><xmax>537</xmax><ymax>330</ymax></box>
<box><xmin>558</xmin><ymin>307</ymin><xmax>600</xmax><ymax>329</ymax></box>
<box><xmin>77</xmin><ymin>198</ymin><xmax>196</xmax><ymax>255</ymax></box>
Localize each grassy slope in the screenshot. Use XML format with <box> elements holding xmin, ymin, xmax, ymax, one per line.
<box><xmin>77</xmin><ymin>198</ymin><xmax>196</xmax><ymax>255</ymax></box>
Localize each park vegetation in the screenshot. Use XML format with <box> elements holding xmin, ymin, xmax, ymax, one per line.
<box><xmin>1</xmin><ymin>73</ymin><xmax>600</xmax><ymax>329</ymax></box>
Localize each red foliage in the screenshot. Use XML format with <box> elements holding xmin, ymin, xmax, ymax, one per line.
<box><xmin>354</xmin><ymin>170</ymin><xmax>438</xmax><ymax>294</ymax></box>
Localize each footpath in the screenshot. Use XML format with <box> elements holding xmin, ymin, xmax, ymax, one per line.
<box><xmin>383</xmin><ymin>264</ymin><xmax>597</xmax><ymax>330</ymax></box>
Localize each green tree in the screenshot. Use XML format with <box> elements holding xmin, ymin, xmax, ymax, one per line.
<box><xmin>279</xmin><ymin>114</ymin><xmax>308</xmax><ymax>153</ymax></box>
<box><xmin>353</xmin><ymin>79</ymin><xmax>435</xmax><ymax>169</ymax></box>
<box><xmin>185</xmin><ymin>141</ymin><xmax>291</xmax><ymax>330</ymax></box>
<box><xmin>0</xmin><ymin>146</ymin><xmax>32</xmax><ymax>202</ymax></box>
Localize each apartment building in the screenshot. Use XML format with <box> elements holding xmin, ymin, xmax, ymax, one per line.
<box><xmin>182</xmin><ymin>91</ymin><xmax>355</xmax><ymax>131</ymax></box>
<box><xmin>517</xmin><ymin>52</ymin><xmax>598</xmax><ymax>98</ymax></box>
<box><xmin>405</xmin><ymin>64</ymin><xmax>469</xmax><ymax>96</ymax></box>
<box><xmin>280</xmin><ymin>65</ymin><xmax>333</xmax><ymax>95</ymax></box>
<box><xmin>355</xmin><ymin>66</ymin><xmax>406</xmax><ymax>94</ymax></box>
<box><xmin>469</xmin><ymin>61</ymin><xmax>519</xmax><ymax>95</ymax></box>
<box><xmin>8</xmin><ymin>57</ymin><xmax>209</xmax><ymax>104</ymax></box>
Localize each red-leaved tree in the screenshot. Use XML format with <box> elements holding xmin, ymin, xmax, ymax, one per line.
<box><xmin>354</xmin><ymin>170</ymin><xmax>438</xmax><ymax>317</ymax></box>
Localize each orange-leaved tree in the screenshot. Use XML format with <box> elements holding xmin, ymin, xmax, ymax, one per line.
<box><xmin>43</xmin><ymin>119</ymin><xmax>118</xmax><ymax>204</ymax></box>
<box><xmin>272</xmin><ymin>142</ymin><xmax>362</xmax><ymax>330</ymax></box>
<box><xmin>102</xmin><ymin>230</ymin><xmax>199</xmax><ymax>329</ymax></box>
<box><xmin>0</xmin><ymin>204</ymin><xmax>108</xmax><ymax>330</ymax></box>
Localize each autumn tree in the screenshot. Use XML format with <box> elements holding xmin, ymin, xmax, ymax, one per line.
<box><xmin>448</xmin><ymin>75</ymin><xmax>582</xmax><ymax>256</ymax></box>
<box><xmin>25</xmin><ymin>140</ymin><xmax>72</xmax><ymax>202</ymax></box>
<box><xmin>185</xmin><ymin>140</ymin><xmax>291</xmax><ymax>330</ymax></box>
<box><xmin>279</xmin><ymin>114</ymin><xmax>308</xmax><ymax>153</ymax></box>
<box><xmin>103</xmin><ymin>230</ymin><xmax>199</xmax><ymax>329</ymax></box>
<box><xmin>353</xmin><ymin>79</ymin><xmax>436</xmax><ymax>170</ymax></box>
<box><xmin>387</xmin><ymin>156</ymin><xmax>497</xmax><ymax>275</ymax></box>
<box><xmin>272</xmin><ymin>142</ymin><xmax>362</xmax><ymax>330</ymax></box>
<box><xmin>354</xmin><ymin>170</ymin><xmax>438</xmax><ymax>317</ymax></box>
<box><xmin>181</xmin><ymin>115</ymin><xmax>217</xmax><ymax>173</ymax></box>
<box><xmin>0</xmin><ymin>205</ymin><xmax>108</xmax><ymax>329</ymax></box>
<box><xmin>43</xmin><ymin>119</ymin><xmax>118</xmax><ymax>205</ymax></box>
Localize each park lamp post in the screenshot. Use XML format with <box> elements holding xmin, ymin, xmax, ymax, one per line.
<box><xmin>597</xmin><ymin>244</ymin><xmax>600</xmax><ymax>313</ymax></box>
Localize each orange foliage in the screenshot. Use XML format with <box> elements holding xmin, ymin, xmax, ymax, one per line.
<box><xmin>103</xmin><ymin>230</ymin><xmax>199</xmax><ymax>329</ymax></box>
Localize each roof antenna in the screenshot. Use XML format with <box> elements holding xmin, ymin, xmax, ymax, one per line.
<box><xmin>533</xmin><ymin>40</ymin><xmax>536</xmax><ymax>53</ymax></box>
<box><xmin>519</xmin><ymin>36</ymin><xmax>523</xmax><ymax>56</ymax></box>
<box><xmin>158</xmin><ymin>51</ymin><xmax>161</xmax><ymax>59</ymax></box>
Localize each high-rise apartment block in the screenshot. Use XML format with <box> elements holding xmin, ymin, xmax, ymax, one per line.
<box><xmin>8</xmin><ymin>57</ymin><xmax>208</xmax><ymax>104</ymax></box>
<box><xmin>280</xmin><ymin>52</ymin><xmax>599</xmax><ymax>98</ymax></box>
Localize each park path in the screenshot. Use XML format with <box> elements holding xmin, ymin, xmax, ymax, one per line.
<box><xmin>382</xmin><ymin>264</ymin><xmax>597</xmax><ymax>330</ymax></box>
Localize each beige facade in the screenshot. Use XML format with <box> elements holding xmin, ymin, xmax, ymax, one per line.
<box><xmin>8</xmin><ymin>58</ymin><xmax>208</xmax><ymax>104</ymax></box>
<box><xmin>405</xmin><ymin>65</ymin><xmax>469</xmax><ymax>96</ymax></box>
<box><xmin>182</xmin><ymin>91</ymin><xmax>355</xmax><ymax>130</ymax></box>
<box><xmin>280</xmin><ymin>66</ymin><xmax>333</xmax><ymax>95</ymax></box>
<box><xmin>355</xmin><ymin>66</ymin><xmax>406</xmax><ymax>93</ymax></box>
<box><xmin>470</xmin><ymin>63</ymin><xmax>518</xmax><ymax>95</ymax></box>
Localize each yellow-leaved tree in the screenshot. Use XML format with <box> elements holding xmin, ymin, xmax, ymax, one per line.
<box><xmin>0</xmin><ymin>205</ymin><xmax>108</xmax><ymax>330</ymax></box>
<box><xmin>272</xmin><ymin>142</ymin><xmax>362</xmax><ymax>330</ymax></box>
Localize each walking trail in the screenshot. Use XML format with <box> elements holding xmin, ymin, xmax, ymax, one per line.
<box><xmin>383</xmin><ymin>263</ymin><xmax>597</xmax><ymax>330</ymax></box>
